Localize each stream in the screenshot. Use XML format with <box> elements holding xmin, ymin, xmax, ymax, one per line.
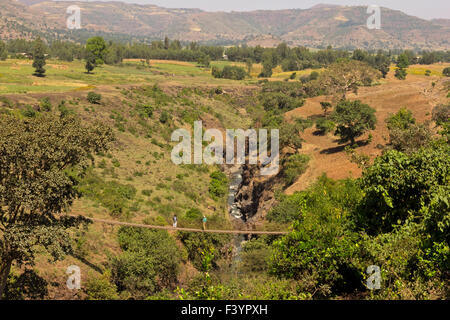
<box><xmin>227</xmin><ymin>165</ymin><xmax>246</xmax><ymax>270</ymax></box>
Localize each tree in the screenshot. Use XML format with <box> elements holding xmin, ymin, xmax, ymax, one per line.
<box><xmin>386</xmin><ymin>108</ymin><xmax>432</xmax><ymax>154</ymax></box>
<box><xmin>197</xmin><ymin>54</ymin><xmax>210</xmax><ymax>68</ymax></box>
<box><xmin>374</xmin><ymin>51</ymin><xmax>391</xmax><ymax>78</ymax></box>
<box><xmin>332</xmin><ymin>100</ymin><xmax>377</xmax><ymax>145</ymax></box>
<box><xmin>259</xmin><ymin>51</ymin><xmax>275</xmax><ymax>78</ymax></box>
<box><xmin>87</xmin><ymin>92</ymin><xmax>102</xmax><ymax>104</ymax></box>
<box><xmin>395</xmin><ymin>53</ymin><xmax>409</xmax><ymax>80</ymax></box>
<box><xmin>212</xmin><ymin>65</ymin><xmax>246</xmax><ymax>80</ymax></box>
<box><xmin>320</xmin><ymin>101</ymin><xmax>332</xmax><ymax>116</ymax></box>
<box><xmin>354</xmin><ymin>143</ymin><xmax>449</xmax><ymax>235</ymax></box>
<box><xmin>386</xmin><ymin>107</ymin><xmax>415</xmax><ymax>130</ymax></box>
<box><xmin>432</xmin><ymin>104</ymin><xmax>450</xmax><ymax>126</ymax></box>
<box><xmin>318</xmin><ymin>60</ymin><xmax>380</xmax><ymax>101</ymax></box>
<box><xmin>395</xmin><ymin>67</ymin><xmax>407</xmax><ymax>80</ymax></box>
<box><xmin>85</xmin><ymin>37</ymin><xmax>107</xmax><ymax>73</ymax></box>
<box><xmin>164</xmin><ymin>36</ymin><xmax>170</xmax><ymax>50</ymax></box>
<box><xmin>0</xmin><ymin>114</ymin><xmax>113</xmax><ymax>299</ymax></box>
<box><xmin>443</xmin><ymin>67</ymin><xmax>450</xmax><ymax>77</ymax></box>
<box><xmin>32</xmin><ymin>37</ymin><xmax>46</xmax><ymax>77</ymax></box>
<box><xmin>245</xmin><ymin>58</ymin><xmax>253</xmax><ymax>75</ymax></box>
<box><xmin>85</xmin><ymin>52</ymin><xmax>96</xmax><ymax>74</ymax></box>
<box><xmin>0</xmin><ymin>41</ymin><xmax>7</xmax><ymax>61</ymax></box>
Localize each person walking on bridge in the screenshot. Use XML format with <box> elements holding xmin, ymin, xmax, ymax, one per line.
<box><xmin>172</xmin><ymin>214</ymin><xmax>177</xmax><ymax>228</ymax></box>
<box><xmin>202</xmin><ymin>215</ymin><xmax>207</xmax><ymax>231</ymax></box>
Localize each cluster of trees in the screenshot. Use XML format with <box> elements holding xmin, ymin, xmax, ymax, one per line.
<box><xmin>2</xmin><ymin>37</ymin><xmax>450</xmax><ymax>79</ymax></box>
<box><xmin>267</xmin><ymin>105</ymin><xmax>449</xmax><ymax>298</ymax></box>
<box><xmin>211</xmin><ymin>65</ymin><xmax>247</xmax><ymax>80</ymax></box>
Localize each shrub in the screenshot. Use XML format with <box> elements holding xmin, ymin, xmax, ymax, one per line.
<box><xmin>315</xmin><ymin>118</ymin><xmax>335</xmax><ymax>135</ymax></box>
<box><xmin>39</xmin><ymin>97</ymin><xmax>52</xmax><ymax>112</ymax></box>
<box><xmin>20</xmin><ymin>105</ymin><xmax>36</xmax><ymax>118</ymax></box>
<box><xmin>212</xmin><ymin>65</ymin><xmax>246</xmax><ymax>80</ymax></box>
<box><xmin>136</xmin><ymin>104</ymin><xmax>153</xmax><ymax>118</ymax></box>
<box><xmin>395</xmin><ymin>67</ymin><xmax>407</xmax><ymax>80</ymax></box>
<box><xmin>208</xmin><ymin>170</ymin><xmax>228</xmax><ymax>200</ymax></box>
<box><xmin>87</xmin><ymin>92</ymin><xmax>102</xmax><ymax>104</ymax></box>
<box><xmin>159</xmin><ymin>110</ymin><xmax>170</xmax><ymax>124</ymax></box>
<box><xmin>177</xmin><ymin>231</ymin><xmax>232</xmax><ymax>270</ymax></box>
<box><xmin>260</xmin><ymin>92</ymin><xmax>304</xmax><ymax>113</ymax></box>
<box><xmin>267</xmin><ymin>192</ymin><xmax>306</xmax><ymax>224</ymax></box>
<box><xmin>85</xmin><ymin>271</ymin><xmax>119</xmax><ymax>300</ymax></box>
<box><xmin>78</xmin><ymin>170</ymin><xmax>136</xmax><ymax>217</ymax></box>
<box><xmin>185</xmin><ymin>207</ymin><xmax>202</xmax><ymax>221</ymax></box>
<box><xmin>443</xmin><ymin>67</ymin><xmax>450</xmax><ymax>77</ymax></box>
<box><xmin>386</xmin><ymin>107</ymin><xmax>415</xmax><ymax>130</ymax></box>
<box><xmin>281</xmin><ymin>154</ymin><xmax>310</xmax><ymax>186</ymax></box>
<box><xmin>110</xmin><ymin>228</ymin><xmax>181</xmax><ymax>299</ymax></box>
<box><xmin>432</xmin><ymin>104</ymin><xmax>449</xmax><ymax>126</ymax></box>
<box><xmin>355</xmin><ymin>143</ymin><xmax>450</xmax><ymax>235</ymax></box>
<box><xmin>269</xmin><ymin>176</ymin><xmax>364</xmax><ymax>296</ymax></box>
<box><xmin>239</xmin><ymin>238</ymin><xmax>271</xmax><ymax>273</ymax></box>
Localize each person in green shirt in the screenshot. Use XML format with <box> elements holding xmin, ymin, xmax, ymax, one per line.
<box><xmin>202</xmin><ymin>215</ymin><xmax>207</xmax><ymax>231</ymax></box>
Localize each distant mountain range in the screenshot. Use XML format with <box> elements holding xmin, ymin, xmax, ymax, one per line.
<box><xmin>2</xmin><ymin>0</ymin><xmax>449</xmax><ymax>50</ymax></box>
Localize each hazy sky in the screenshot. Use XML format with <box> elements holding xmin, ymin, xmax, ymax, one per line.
<box><xmin>67</xmin><ymin>0</ymin><xmax>450</xmax><ymax>20</ymax></box>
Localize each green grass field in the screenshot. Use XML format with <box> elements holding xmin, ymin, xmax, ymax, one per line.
<box><xmin>0</xmin><ymin>59</ymin><xmax>253</xmax><ymax>94</ymax></box>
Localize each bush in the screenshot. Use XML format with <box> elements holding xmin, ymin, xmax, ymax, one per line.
<box><xmin>87</xmin><ymin>92</ymin><xmax>102</xmax><ymax>104</ymax></box>
<box><xmin>78</xmin><ymin>170</ymin><xmax>136</xmax><ymax>217</ymax></box>
<box><xmin>159</xmin><ymin>110</ymin><xmax>170</xmax><ymax>124</ymax></box>
<box><xmin>432</xmin><ymin>104</ymin><xmax>449</xmax><ymax>126</ymax></box>
<box><xmin>355</xmin><ymin>143</ymin><xmax>450</xmax><ymax>235</ymax></box>
<box><xmin>212</xmin><ymin>65</ymin><xmax>247</xmax><ymax>80</ymax></box>
<box><xmin>208</xmin><ymin>170</ymin><xmax>228</xmax><ymax>200</ymax></box>
<box><xmin>386</xmin><ymin>107</ymin><xmax>415</xmax><ymax>130</ymax></box>
<box><xmin>185</xmin><ymin>207</ymin><xmax>202</xmax><ymax>221</ymax></box>
<box><xmin>269</xmin><ymin>176</ymin><xmax>365</xmax><ymax>296</ymax></box>
<box><xmin>85</xmin><ymin>271</ymin><xmax>119</xmax><ymax>300</ymax></box>
<box><xmin>315</xmin><ymin>118</ymin><xmax>335</xmax><ymax>135</ymax></box>
<box><xmin>136</xmin><ymin>104</ymin><xmax>153</xmax><ymax>118</ymax></box>
<box><xmin>388</xmin><ymin>123</ymin><xmax>432</xmax><ymax>154</ymax></box>
<box><xmin>239</xmin><ymin>238</ymin><xmax>271</xmax><ymax>273</ymax></box>
<box><xmin>260</xmin><ymin>92</ymin><xmax>304</xmax><ymax>113</ymax></box>
<box><xmin>267</xmin><ymin>193</ymin><xmax>305</xmax><ymax>224</ymax></box>
<box><xmin>20</xmin><ymin>105</ymin><xmax>37</xmax><ymax>118</ymax></box>
<box><xmin>110</xmin><ymin>228</ymin><xmax>181</xmax><ymax>299</ymax></box>
<box><xmin>281</xmin><ymin>154</ymin><xmax>310</xmax><ymax>186</ymax></box>
<box><xmin>177</xmin><ymin>231</ymin><xmax>232</xmax><ymax>270</ymax></box>
<box><xmin>443</xmin><ymin>67</ymin><xmax>450</xmax><ymax>77</ymax></box>
<box><xmin>395</xmin><ymin>68</ymin><xmax>407</xmax><ymax>80</ymax></box>
<box><xmin>39</xmin><ymin>97</ymin><xmax>52</xmax><ymax>112</ymax></box>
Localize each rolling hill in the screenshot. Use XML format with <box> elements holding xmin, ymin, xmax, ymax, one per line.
<box><xmin>4</xmin><ymin>0</ymin><xmax>450</xmax><ymax>49</ymax></box>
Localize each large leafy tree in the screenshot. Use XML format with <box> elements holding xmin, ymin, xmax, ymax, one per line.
<box><xmin>354</xmin><ymin>143</ymin><xmax>450</xmax><ymax>235</ymax></box>
<box><xmin>0</xmin><ymin>114</ymin><xmax>113</xmax><ymax>299</ymax></box>
<box><xmin>319</xmin><ymin>60</ymin><xmax>380</xmax><ymax>101</ymax></box>
<box><xmin>395</xmin><ymin>53</ymin><xmax>410</xmax><ymax>80</ymax></box>
<box><xmin>85</xmin><ymin>37</ymin><xmax>107</xmax><ymax>73</ymax></box>
<box><xmin>32</xmin><ymin>37</ymin><xmax>46</xmax><ymax>77</ymax></box>
<box><xmin>332</xmin><ymin>100</ymin><xmax>377</xmax><ymax>145</ymax></box>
